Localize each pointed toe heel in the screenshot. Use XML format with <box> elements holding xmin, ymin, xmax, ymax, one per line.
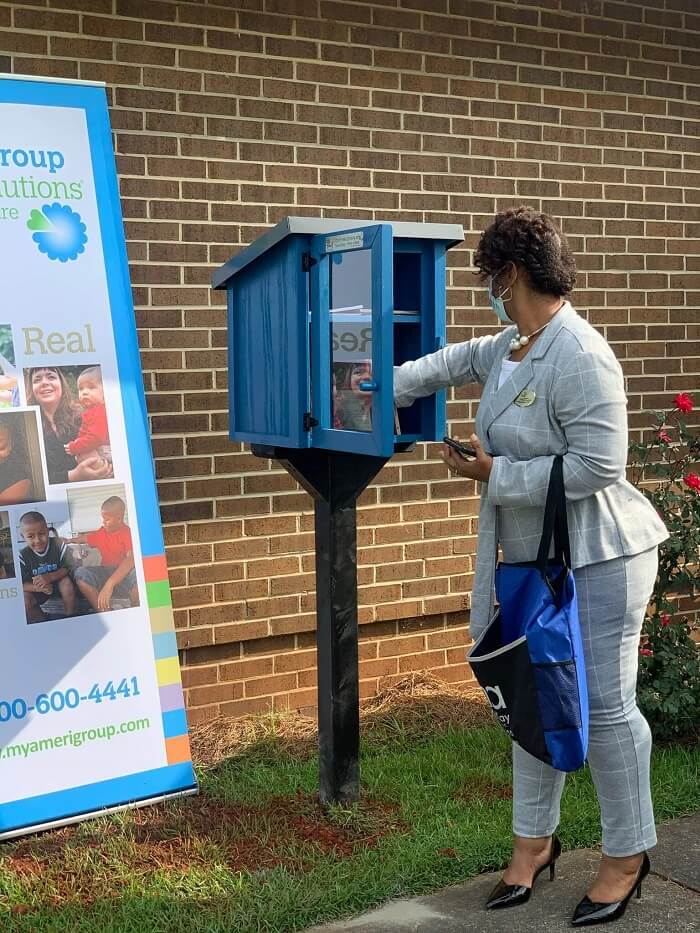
<box><xmin>485</xmin><ymin>878</ymin><xmax>532</xmax><ymax>910</ymax></box>
<box><xmin>485</xmin><ymin>835</ymin><xmax>561</xmax><ymax>910</ymax></box>
<box><xmin>571</xmin><ymin>852</ymin><xmax>650</xmax><ymax>927</ymax></box>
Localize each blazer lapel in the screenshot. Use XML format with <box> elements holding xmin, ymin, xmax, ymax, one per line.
<box><xmin>478</xmin><ymin>302</ymin><xmax>576</xmax><ymax>442</ymax></box>
<box><xmin>528</xmin><ymin>300</ymin><xmax>575</xmax><ymax>362</ymax></box>
<box><xmin>479</xmin><ymin>357</ymin><xmax>535</xmax><ymax>441</ymax></box>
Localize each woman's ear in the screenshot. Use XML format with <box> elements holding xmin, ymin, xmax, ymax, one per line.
<box><xmin>501</xmin><ymin>261</ymin><xmax>518</xmax><ymax>289</ymax></box>
<box><xmin>492</xmin><ymin>261</ymin><xmax>516</xmax><ymax>296</ymax></box>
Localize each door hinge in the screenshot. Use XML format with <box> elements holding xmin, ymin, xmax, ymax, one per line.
<box><xmin>303</xmin><ymin>411</ymin><xmax>319</xmax><ymax>431</ymax></box>
<box><xmin>302</xmin><ymin>251</ymin><xmax>317</xmax><ymax>272</ymax></box>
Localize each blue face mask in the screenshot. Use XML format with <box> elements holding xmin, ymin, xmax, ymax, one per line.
<box><xmin>488</xmin><ymin>272</ymin><xmax>513</xmax><ymax>323</ymax></box>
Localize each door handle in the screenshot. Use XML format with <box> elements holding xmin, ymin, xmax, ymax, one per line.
<box><xmin>359</xmin><ymin>381</ymin><xmax>378</xmax><ymax>392</ymax></box>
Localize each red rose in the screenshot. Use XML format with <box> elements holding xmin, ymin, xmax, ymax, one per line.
<box><xmin>684</xmin><ymin>473</ymin><xmax>700</xmax><ymax>492</ymax></box>
<box><xmin>661</xmin><ymin>613</ymin><xmax>671</xmax><ymax>627</ymax></box>
<box><xmin>656</xmin><ymin>430</ymin><xmax>672</xmax><ymax>444</ymax></box>
<box><xmin>639</xmin><ymin>647</ymin><xmax>653</xmax><ymax>657</ymax></box>
<box><xmin>673</xmin><ymin>392</ymin><xmax>694</xmax><ymax>413</ymax></box>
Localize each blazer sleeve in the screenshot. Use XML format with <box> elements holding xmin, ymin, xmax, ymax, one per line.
<box><xmin>394</xmin><ymin>332</ymin><xmax>506</xmax><ymax>408</ymax></box>
<box><xmin>487</xmin><ymin>349</ymin><xmax>628</xmax><ymax>506</ymax></box>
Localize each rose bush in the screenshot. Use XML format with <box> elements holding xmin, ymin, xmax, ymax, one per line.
<box><xmin>629</xmin><ymin>392</ymin><xmax>700</xmax><ymax>741</ymax></box>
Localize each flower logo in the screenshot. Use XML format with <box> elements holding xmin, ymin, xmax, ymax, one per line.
<box><xmin>26</xmin><ymin>203</ymin><xmax>87</xmax><ymax>262</ymax></box>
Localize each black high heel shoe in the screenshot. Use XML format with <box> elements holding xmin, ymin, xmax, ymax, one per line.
<box><xmin>571</xmin><ymin>851</ymin><xmax>650</xmax><ymax>926</ymax></box>
<box><xmin>485</xmin><ymin>835</ymin><xmax>562</xmax><ymax>910</ymax></box>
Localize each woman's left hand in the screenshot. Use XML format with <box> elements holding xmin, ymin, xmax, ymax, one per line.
<box><xmin>441</xmin><ymin>433</ymin><xmax>493</xmax><ymax>483</ymax></box>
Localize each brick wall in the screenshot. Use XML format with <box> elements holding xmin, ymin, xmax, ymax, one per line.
<box><xmin>2</xmin><ymin>0</ymin><xmax>698</xmax><ymax>724</ymax></box>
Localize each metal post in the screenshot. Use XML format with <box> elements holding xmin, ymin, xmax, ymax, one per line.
<box><xmin>251</xmin><ymin>445</ymin><xmax>388</xmax><ymax>804</ymax></box>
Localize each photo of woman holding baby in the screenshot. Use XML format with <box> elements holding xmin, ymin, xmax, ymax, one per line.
<box><xmin>25</xmin><ymin>366</ymin><xmax>113</xmax><ymax>486</ymax></box>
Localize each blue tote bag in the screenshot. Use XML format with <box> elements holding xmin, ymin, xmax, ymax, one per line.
<box><xmin>467</xmin><ymin>456</ymin><xmax>589</xmax><ymax>772</ymax></box>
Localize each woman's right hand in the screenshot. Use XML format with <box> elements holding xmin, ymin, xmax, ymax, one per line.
<box><xmin>68</xmin><ymin>457</ymin><xmax>113</xmax><ymax>483</ymax></box>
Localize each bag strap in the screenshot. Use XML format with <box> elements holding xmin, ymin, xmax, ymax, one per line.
<box><xmin>536</xmin><ymin>455</ymin><xmax>572</xmax><ymax>571</ymax></box>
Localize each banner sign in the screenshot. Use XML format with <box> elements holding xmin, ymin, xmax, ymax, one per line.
<box><xmin>0</xmin><ymin>75</ymin><xmax>196</xmax><ymax>839</ymax></box>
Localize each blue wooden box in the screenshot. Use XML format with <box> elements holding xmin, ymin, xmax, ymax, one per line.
<box><xmin>212</xmin><ymin>217</ymin><xmax>464</xmax><ymax>458</ymax></box>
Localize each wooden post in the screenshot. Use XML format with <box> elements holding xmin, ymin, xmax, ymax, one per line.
<box><xmin>251</xmin><ymin>446</ymin><xmax>387</xmax><ymax>804</ymax></box>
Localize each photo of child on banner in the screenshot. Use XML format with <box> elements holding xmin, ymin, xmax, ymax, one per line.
<box><xmin>24</xmin><ymin>366</ymin><xmax>114</xmax><ymax>486</ymax></box>
<box><xmin>0</xmin><ymin>409</ymin><xmax>46</xmax><ymax>506</ymax></box>
<box><xmin>17</xmin><ymin>486</ymin><xmax>140</xmax><ymax>624</ymax></box>
<box><xmin>19</xmin><ymin>510</ymin><xmax>77</xmax><ymax>623</ymax></box>
<box><xmin>63</xmin><ymin>365</ymin><xmax>112</xmax><ymax>467</ymax></box>
<box><xmin>0</xmin><ymin>511</ymin><xmax>15</xmax><ymax>579</ymax></box>
<box><xmin>66</xmin><ymin>484</ymin><xmax>139</xmax><ymax>613</ymax></box>
<box><xmin>0</xmin><ymin>324</ymin><xmax>19</xmax><ymax>408</ymax></box>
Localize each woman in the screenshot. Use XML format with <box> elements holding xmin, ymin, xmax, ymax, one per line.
<box><xmin>0</xmin><ymin>416</ymin><xmax>32</xmax><ymax>504</ymax></box>
<box><xmin>393</xmin><ymin>208</ymin><xmax>668</xmax><ymax>926</ymax></box>
<box><xmin>25</xmin><ymin>367</ymin><xmax>112</xmax><ymax>485</ymax></box>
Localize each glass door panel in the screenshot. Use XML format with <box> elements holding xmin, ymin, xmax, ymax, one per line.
<box><xmin>309</xmin><ymin>224</ymin><xmax>393</xmax><ymax>456</ymax></box>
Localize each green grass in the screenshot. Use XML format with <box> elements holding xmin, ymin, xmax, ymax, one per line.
<box><xmin>1</xmin><ymin>723</ymin><xmax>698</xmax><ymax>933</ymax></box>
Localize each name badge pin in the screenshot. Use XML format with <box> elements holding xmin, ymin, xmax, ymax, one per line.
<box><xmin>515</xmin><ymin>388</ymin><xmax>536</xmax><ymax>407</ymax></box>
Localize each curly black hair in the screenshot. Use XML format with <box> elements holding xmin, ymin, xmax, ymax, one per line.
<box><xmin>473</xmin><ymin>207</ymin><xmax>576</xmax><ymax>297</ymax></box>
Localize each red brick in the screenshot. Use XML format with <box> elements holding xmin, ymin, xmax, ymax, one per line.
<box><xmin>3</xmin><ymin>0</ymin><xmax>693</xmax><ymax>716</ymax></box>
<box><xmin>378</xmin><ymin>635</ymin><xmax>426</xmax><ymax>658</ymax></box>
<box><xmin>245</xmin><ymin>673</ymin><xmax>298</xmax><ymax>697</ymax></box>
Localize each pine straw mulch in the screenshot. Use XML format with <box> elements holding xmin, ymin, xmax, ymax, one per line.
<box><xmin>190</xmin><ymin>673</ymin><xmax>493</xmax><ymax>769</ymax></box>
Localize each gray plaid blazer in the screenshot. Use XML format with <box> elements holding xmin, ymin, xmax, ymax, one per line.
<box><xmin>394</xmin><ymin>301</ymin><xmax>668</xmax><ymax>637</ymax></box>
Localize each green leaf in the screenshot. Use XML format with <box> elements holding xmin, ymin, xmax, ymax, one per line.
<box><xmin>26</xmin><ymin>207</ymin><xmax>53</xmax><ymax>232</ymax></box>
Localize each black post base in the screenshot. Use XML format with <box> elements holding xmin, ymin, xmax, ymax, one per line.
<box><xmin>251</xmin><ymin>445</ymin><xmax>388</xmax><ymax>804</ymax></box>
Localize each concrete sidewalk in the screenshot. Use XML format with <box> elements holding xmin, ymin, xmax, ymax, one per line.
<box><xmin>306</xmin><ymin>814</ymin><xmax>699</xmax><ymax>933</ymax></box>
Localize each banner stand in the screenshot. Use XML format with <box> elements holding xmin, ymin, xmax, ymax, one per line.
<box><xmin>0</xmin><ymin>787</ymin><xmax>199</xmax><ymax>844</ymax></box>
<box><xmin>0</xmin><ymin>75</ymin><xmax>196</xmax><ymax>838</ymax></box>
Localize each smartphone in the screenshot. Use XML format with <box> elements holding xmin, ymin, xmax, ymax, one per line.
<box><xmin>443</xmin><ymin>436</ymin><xmax>477</xmax><ymax>459</ymax></box>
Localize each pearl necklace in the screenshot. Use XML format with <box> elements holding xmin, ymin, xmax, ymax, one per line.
<box><xmin>508</xmin><ymin>304</ymin><xmax>565</xmax><ymax>352</ymax></box>
<box><xmin>509</xmin><ymin>320</ymin><xmax>550</xmax><ymax>351</ymax></box>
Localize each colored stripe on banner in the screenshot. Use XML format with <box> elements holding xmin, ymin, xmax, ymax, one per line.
<box><xmin>162</xmin><ymin>709</ymin><xmax>188</xmax><ymax>739</ymax></box>
<box><xmin>149</xmin><ymin>604</ymin><xmax>175</xmax><ymax>634</ymax></box>
<box><xmin>159</xmin><ymin>682</ymin><xmax>185</xmax><ymax>713</ymax></box>
<box><xmin>156</xmin><ymin>657</ymin><xmax>181</xmax><ymax>687</ymax></box>
<box><xmin>153</xmin><ymin>631</ymin><xmax>178</xmax><ymax>660</ymax></box>
<box><xmin>143</xmin><ymin>556</ymin><xmax>191</xmax><ymax>766</ymax></box>
<box><xmin>146</xmin><ymin>579</ymin><xmax>172</xmax><ymax>609</ymax></box>
<box><xmin>166</xmin><ymin>735</ymin><xmax>192</xmax><ymax>765</ymax></box>
<box><xmin>143</xmin><ymin>555</ymin><xmax>169</xmax><ymax>583</ymax></box>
